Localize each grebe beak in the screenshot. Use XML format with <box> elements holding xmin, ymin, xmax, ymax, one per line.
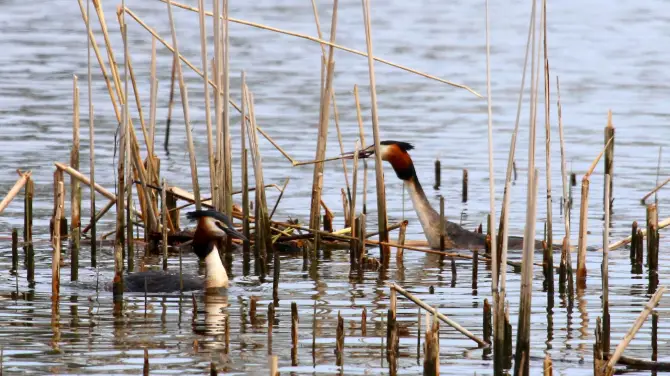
<box><xmin>342</xmin><ymin>145</ymin><xmax>375</xmax><ymax>160</ymax></box>
<box><xmin>187</xmin><ymin>209</ymin><xmax>248</xmax><ymax>242</ymax></box>
<box><xmin>215</xmin><ymin>220</ymin><xmax>248</xmax><ymax>242</ymax></box>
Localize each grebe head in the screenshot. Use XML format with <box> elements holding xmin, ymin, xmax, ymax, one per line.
<box><xmin>187</xmin><ymin>210</ymin><xmax>247</xmax><ymax>259</ymax></box>
<box><xmin>347</xmin><ymin>140</ymin><xmax>416</xmax><ymax>180</ymax></box>
<box><xmin>186</xmin><ymin>210</ymin><xmax>246</xmax><ymax>290</ymax></box>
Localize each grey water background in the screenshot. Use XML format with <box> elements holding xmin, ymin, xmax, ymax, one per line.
<box><xmin>0</xmin><ymin>0</ymin><xmax>669</xmax><ymax>374</ymax></box>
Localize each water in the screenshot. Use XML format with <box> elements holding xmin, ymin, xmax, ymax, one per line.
<box><xmin>1</xmin><ymin>0</ymin><xmax>669</xmax><ymax>374</ymax></box>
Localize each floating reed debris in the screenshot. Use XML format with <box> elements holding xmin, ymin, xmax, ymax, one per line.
<box><xmin>603</xmin><ymin>286</ymin><xmax>666</xmax><ymax>376</ymax></box>
<box><xmin>433</xmin><ymin>159</ymin><xmax>440</xmax><ymax>189</ymax></box>
<box><xmin>390</xmin><ymin>283</ymin><xmax>486</xmax><ymax>347</ymax></box>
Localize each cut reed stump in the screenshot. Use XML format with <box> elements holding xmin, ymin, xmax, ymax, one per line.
<box><xmin>433</xmin><ymin>159</ymin><xmax>440</xmax><ymax>189</ymax></box>
<box><xmin>387</xmin><ymin>288</ymin><xmax>398</xmax><ymax>361</ymax></box>
<box><xmin>52</xmin><ymin>181</ymin><xmax>65</xmax><ymax>301</ymax></box>
<box><xmin>423</xmin><ymin>312</ymin><xmax>439</xmax><ymax>376</ymax></box>
<box><xmin>652</xmin><ymin>311</ymin><xmax>658</xmax><ymax>361</ymax></box>
<box><xmin>24</xmin><ymin>177</ymin><xmax>34</xmax><ymax>283</ymax></box>
<box><xmin>335</xmin><ymin>310</ymin><xmax>344</xmax><ymax>367</ymax></box>
<box><xmin>604</xmin><ymin>111</ymin><xmax>614</xmax><ymax>212</ymax></box>
<box><xmin>11</xmin><ymin>229</ymin><xmax>18</xmax><ymax>274</ymax></box>
<box><xmin>70</xmin><ymin>75</ymin><xmax>81</xmax><ymax>281</ymax></box>
<box><xmin>646</xmin><ymin>204</ymin><xmax>659</xmax><ymax>293</ymax></box>
<box><xmin>143</xmin><ymin>348</ymin><xmax>149</xmax><ymax>376</ymax></box>
<box><xmin>462</xmin><ymin>169</ymin><xmax>468</xmax><ymax>203</ymax></box>
<box><xmin>602</xmin><ymin>174</ymin><xmax>611</xmax><ymax>354</ymax></box>
<box><xmin>544</xmin><ymin>353</ymin><xmax>552</xmax><ymax>376</ymax></box>
<box><xmin>483</xmin><ymin>298</ymin><xmax>492</xmax><ymax>345</ymax></box>
<box><xmin>291</xmin><ymin>302</ymin><xmax>299</xmax><ymax>366</ymax></box>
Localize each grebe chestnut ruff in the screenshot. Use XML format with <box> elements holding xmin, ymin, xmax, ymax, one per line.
<box><xmin>346</xmin><ymin>141</ymin><xmax>546</xmax><ymax>250</ymax></box>
<box><xmin>122</xmin><ymin>210</ymin><xmax>247</xmax><ymax>293</ymax></box>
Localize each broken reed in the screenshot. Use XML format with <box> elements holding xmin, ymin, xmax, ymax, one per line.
<box><xmin>71</xmin><ymin>75</ymin><xmax>81</xmax><ymax>281</ymax></box>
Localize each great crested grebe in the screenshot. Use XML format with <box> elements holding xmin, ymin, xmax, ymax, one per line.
<box><xmin>123</xmin><ymin>210</ymin><xmax>247</xmax><ymax>293</ymax></box>
<box><xmin>348</xmin><ymin>141</ymin><xmax>544</xmax><ymax>250</ymax></box>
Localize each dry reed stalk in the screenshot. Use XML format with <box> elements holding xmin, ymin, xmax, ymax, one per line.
<box><xmin>390</xmin><ymin>283</ymin><xmax>487</xmax><ymax>347</ymax></box>
<box><xmin>350</xmin><ymin>141</ymin><xmax>360</xmax><ymax>262</ymax></box>
<box><xmin>602</xmin><ymin>174</ymin><xmax>611</xmax><ymax>354</ymax></box>
<box><xmin>604</xmin><ymin>111</ymin><xmax>615</xmax><ymax>210</ymax></box>
<box><xmin>268</xmin><ymin>355</ymin><xmax>278</xmax><ymax>376</ymax></box>
<box><xmin>603</xmin><ymin>286</ymin><xmax>666</xmax><ymax>376</ymax></box>
<box><xmin>497</xmin><ymin>0</ymin><xmax>535</xmax><ymax>285</ymax></box>
<box><xmin>87</xmin><ymin>0</ymin><xmax>97</xmax><ymax>265</ymax></box>
<box><xmin>221</xmin><ymin>0</ymin><xmax>233</xmax><ymax>221</ymax></box>
<box><xmin>361</xmin><ymin>0</ymin><xmax>390</xmax><ymax>261</ymax></box>
<box><xmin>541</xmin><ymin>0</ymin><xmax>554</xmax><ymax>296</ymax></box>
<box><xmin>353</xmin><ymin>85</ymin><xmax>368</xmax><ymax>214</ymax></box>
<box><xmin>197</xmin><ymin>0</ymin><xmax>215</xmax><ymax>203</ymax></box>
<box><xmin>156</xmin><ymin>0</ymin><xmax>480</xmax><ymax>96</ymax></box>
<box><xmin>387</xmin><ymin>288</ymin><xmax>398</xmax><ymax>359</ymax></box>
<box><xmin>212</xmin><ymin>0</ymin><xmax>221</xmax><ymax>211</ymax></box>
<box><xmin>76</xmin><ymin>0</ymin><xmax>121</xmax><ymax>122</ymax></box>
<box><xmin>309</xmin><ymin>1</ymin><xmax>351</xmax><ymax>200</ymax></box>
<box><xmin>556</xmin><ymin>76</ymin><xmax>572</xmax><ymax>289</ymax></box>
<box><xmin>165</xmin><ymin>55</ymin><xmax>177</xmax><ymax>153</ymax></box>
<box><xmin>241</xmin><ymin>72</ymin><xmax>250</xmax><ymax>253</ymax></box>
<box><xmin>114</xmin><ymin>105</ymin><xmax>127</xmax><ymax>301</ymax></box>
<box><xmin>269</xmin><ymin>178</ymin><xmax>290</xmax><ymax>221</ymax></box>
<box><xmin>577</xmin><ymin>136</ymin><xmax>614</xmax><ymax>285</ymax></box>
<box><xmin>309</xmin><ymin>0</ymin><xmax>338</xmax><ymax>248</ymax></box>
<box><xmin>166</xmin><ymin>0</ymin><xmax>202</xmax><ymax>211</ymax></box>
<box><xmin>246</xmin><ymin>89</ymin><xmax>270</xmax><ymax>271</ymax></box>
<box><xmin>52</xmin><ymin>181</ymin><xmax>64</xmax><ymax>301</ymax></box>
<box><xmin>149</xmin><ymin>37</ymin><xmax>158</xmax><ymax>149</ymax></box>
<box><xmin>544</xmin><ymin>354</ymin><xmax>552</xmax><ymax>376</ymax></box>
<box><xmin>162</xmin><ymin>179</ymin><xmax>168</xmax><ymax>270</ymax></box>
<box><xmin>641</xmin><ymin>176</ymin><xmax>670</xmax><ymax>203</ymax></box>
<box><xmin>71</xmin><ymin>75</ymin><xmax>81</xmax><ymax>281</ymax></box>
<box><xmin>514</xmin><ymin>169</ymin><xmax>540</xmax><ymax>376</ymax></box>
<box><xmin>0</xmin><ymin>171</ymin><xmax>32</xmax><ymax>215</ymax></box>
<box><xmin>396</xmin><ymin>220</ymin><xmax>407</xmax><ymax>263</ymax></box>
<box><xmin>484</xmin><ymin>0</ymin><xmax>498</xmax><ymax>293</ymax></box>
<box><xmin>54</xmin><ymin>163</ymin><xmax>142</xmax><ymax>217</ymax></box>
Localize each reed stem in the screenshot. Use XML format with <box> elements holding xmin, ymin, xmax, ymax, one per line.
<box><xmin>361</xmin><ymin>0</ymin><xmax>390</xmax><ymax>263</ymax></box>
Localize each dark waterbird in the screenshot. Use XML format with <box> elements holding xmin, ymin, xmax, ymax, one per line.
<box><xmin>344</xmin><ymin>141</ymin><xmax>548</xmax><ymax>250</ymax></box>
<box><xmin>123</xmin><ymin>210</ymin><xmax>247</xmax><ymax>293</ymax></box>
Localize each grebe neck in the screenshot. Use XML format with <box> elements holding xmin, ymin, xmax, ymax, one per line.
<box><xmin>405</xmin><ymin>176</ymin><xmax>441</xmax><ymax>248</ymax></box>
<box><xmin>204</xmin><ymin>245</ymin><xmax>229</xmax><ymax>289</ymax></box>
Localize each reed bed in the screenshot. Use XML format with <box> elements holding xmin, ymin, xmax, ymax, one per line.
<box><xmin>0</xmin><ymin>0</ymin><xmax>667</xmax><ymax>375</ymax></box>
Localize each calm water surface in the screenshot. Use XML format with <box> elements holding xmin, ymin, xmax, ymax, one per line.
<box><xmin>0</xmin><ymin>0</ymin><xmax>669</xmax><ymax>374</ymax></box>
